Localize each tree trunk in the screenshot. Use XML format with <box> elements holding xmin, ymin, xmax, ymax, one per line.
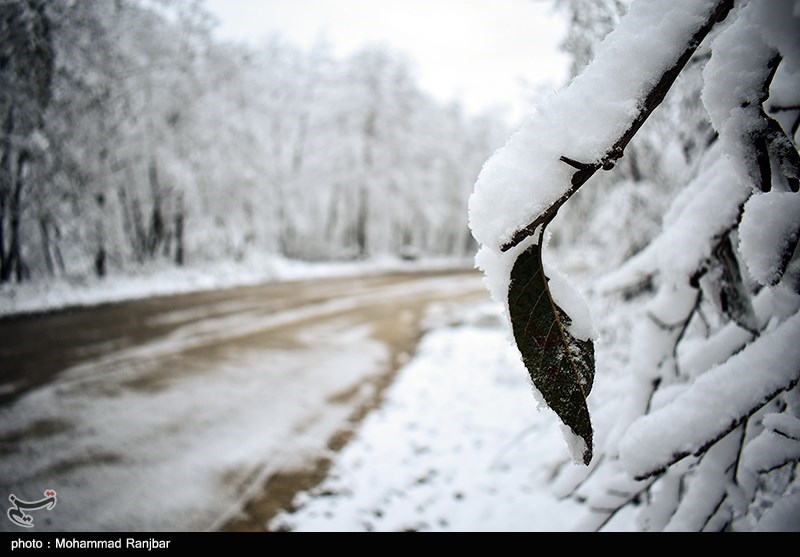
<box><xmin>0</xmin><ymin>109</ymin><xmax>13</xmax><ymax>280</ymax></box>
<box><xmin>174</xmin><ymin>193</ymin><xmax>184</xmax><ymax>266</ymax></box>
<box><xmin>2</xmin><ymin>150</ymin><xmax>29</xmax><ymax>283</ymax></box>
<box><xmin>147</xmin><ymin>160</ymin><xmax>164</xmax><ymax>258</ymax></box>
<box><xmin>94</xmin><ymin>193</ymin><xmax>106</xmax><ymax>277</ymax></box>
<box><xmin>131</xmin><ymin>195</ymin><xmax>146</xmax><ymax>263</ymax></box>
<box><xmin>39</xmin><ymin>215</ymin><xmax>53</xmax><ymax>276</ymax></box>
<box><xmin>355</xmin><ymin>186</ymin><xmax>368</xmax><ymax>258</ymax></box>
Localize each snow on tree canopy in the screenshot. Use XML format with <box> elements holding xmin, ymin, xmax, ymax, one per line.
<box><xmin>468</xmin><ymin>0</ymin><xmax>726</xmax><ymax>251</ymax></box>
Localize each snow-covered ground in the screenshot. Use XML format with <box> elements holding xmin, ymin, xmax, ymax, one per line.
<box><xmin>0</xmin><ymin>257</ymin><xmax>637</xmax><ymax>532</ymax></box>
<box><xmin>271</xmin><ymin>294</ymin><xmax>636</xmax><ymax>532</ymax></box>
<box><xmin>0</xmin><ymin>254</ymin><xmax>473</xmax><ymax>318</ymax></box>
<box><xmin>0</xmin><ymin>271</ymin><xmax>487</xmax><ymax>532</ymax></box>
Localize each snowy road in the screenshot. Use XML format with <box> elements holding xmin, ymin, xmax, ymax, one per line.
<box><xmin>0</xmin><ymin>270</ymin><xmax>486</xmax><ymax>532</ymax></box>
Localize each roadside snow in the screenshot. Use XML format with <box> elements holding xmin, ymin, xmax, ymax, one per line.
<box><xmin>0</xmin><ymin>254</ymin><xmax>472</xmax><ymax>318</ymax></box>
<box><xmin>271</xmin><ymin>302</ymin><xmax>589</xmax><ymax>532</ymax></box>
<box><xmin>0</xmin><ymin>272</ymin><xmax>489</xmax><ymax>532</ymax></box>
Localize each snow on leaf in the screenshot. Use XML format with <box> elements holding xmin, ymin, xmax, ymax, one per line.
<box><xmin>508</xmin><ymin>230</ymin><xmax>594</xmax><ymax>465</ymax></box>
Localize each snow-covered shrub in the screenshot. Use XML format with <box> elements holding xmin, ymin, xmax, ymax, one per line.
<box><xmin>469</xmin><ymin>0</ymin><xmax>800</xmax><ymax>531</ymax></box>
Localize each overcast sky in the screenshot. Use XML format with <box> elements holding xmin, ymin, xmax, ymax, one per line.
<box><xmin>203</xmin><ymin>0</ymin><xmax>570</xmax><ymax>121</ymax></box>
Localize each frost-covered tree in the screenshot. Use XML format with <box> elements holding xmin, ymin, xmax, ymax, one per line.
<box><xmin>0</xmin><ymin>0</ymin><xmax>503</xmax><ymax>284</ymax></box>
<box><xmin>469</xmin><ymin>0</ymin><xmax>800</xmax><ymax>531</ymax></box>
<box><xmin>556</xmin><ymin>0</ymin><xmax>627</xmax><ymax>77</ymax></box>
<box><xmin>0</xmin><ymin>0</ymin><xmax>53</xmax><ymax>283</ymax></box>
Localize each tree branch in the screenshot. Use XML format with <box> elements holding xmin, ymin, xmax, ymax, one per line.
<box><xmin>500</xmin><ymin>0</ymin><xmax>735</xmax><ymax>253</ymax></box>
<box><xmin>633</xmin><ymin>377</ymin><xmax>800</xmax><ymax>480</ymax></box>
<box><xmin>588</xmin><ymin>474</ymin><xmax>660</xmax><ymax>532</ymax></box>
<box><xmin>768</xmin><ymin>103</ymin><xmax>800</xmax><ymax>138</ymax></box>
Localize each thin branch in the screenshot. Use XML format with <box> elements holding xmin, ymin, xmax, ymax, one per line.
<box><xmin>700</xmin><ymin>493</ymin><xmax>730</xmax><ymax>532</ymax></box>
<box><xmin>730</xmin><ymin>423</ymin><xmax>747</xmax><ymax>485</ymax></box>
<box><xmin>696</xmin><ymin>304</ymin><xmax>711</xmax><ymax>337</ymax></box>
<box><xmin>771</xmin><ymin>428</ymin><xmax>797</xmax><ymax>441</ymax></box>
<box><xmin>500</xmin><ymin>0</ymin><xmax>735</xmax><ymax>252</ymax></box>
<box><xmin>644</xmin><ymin>378</ymin><xmax>662</xmax><ymax>416</ymax></box>
<box><xmin>673</xmin><ymin>293</ymin><xmax>703</xmax><ymax>378</ymax></box>
<box><xmin>758</xmin><ymin>459</ymin><xmax>800</xmax><ymax>476</ymax></box>
<box><xmin>557</xmin><ymin>453</ymin><xmax>606</xmax><ymax>500</ymax></box>
<box><xmin>646</xmin><ymin>307</ymin><xmax>694</xmax><ymax>332</ymax></box>
<box><xmin>634</xmin><ymin>377</ymin><xmax>800</xmax><ymax>480</ymax></box>
<box><xmin>701</xmin><ymin>426</ymin><xmax>745</xmax><ymax>532</ymax></box>
<box><xmin>645</xmin><ymin>291</ymin><xmax>701</xmax><ymax>378</ymax></box>
<box><xmin>769</xmin><ymin>104</ymin><xmax>800</xmax><ymax>113</ymax></box>
<box><xmin>589</xmin><ymin>474</ymin><xmax>660</xmax><ymax>532</ymax></box>
<box><xmin>767</xmin><ymin>104</ymin><xmax>800</xmax><ymax>137</ymax></box>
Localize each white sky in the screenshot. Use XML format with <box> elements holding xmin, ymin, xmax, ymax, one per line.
<box><xmin>203</xmin><ymin>0</ymin><xmax>570</xmax><ymax>121</ymax></box>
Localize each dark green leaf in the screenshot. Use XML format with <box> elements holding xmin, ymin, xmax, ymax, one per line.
<box><xmin>509</xmin><ymin>233</ymin><xmax>595</xmax><ymax>465</ymax></box>
<box><xmin>710</xmin><ymin>236</ymin><xmax>758</xmax><ymax>333</ymax></box>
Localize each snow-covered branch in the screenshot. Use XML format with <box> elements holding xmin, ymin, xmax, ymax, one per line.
<box><xmin>469</xmin><ymin>0</ymin><xmax>734</xmax><ymax>254</ymax></box>
<box><xmin>619</xmin><ymin>311</ymin><xmax>800</xmax><ymax>481</ymax></box>
<box><xmin>536</xmin><ymin>0</ymin><xmax>800</xmax><ymax>531</ymax></box>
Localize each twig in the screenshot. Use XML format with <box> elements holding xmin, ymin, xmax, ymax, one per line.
<box><xmin>769</xmin><ymin>104</ymin><xmax>800</xmax><ymax>113</ymax></box>
<box><xmin>634</xmin><ymin>378</ymin><xmax>800</xmax><ymax>480</ymax></box>
<box><xmin>589</xmin><ymin>474</ymin><xmax>660</xmax><ymax>531</ymax></box>
<box><xmin>672</xmin><ymin>293</ymin><xmax>702</xmax><ymax>378</ymax></box>
<box><xmin>557</xmin><ymin>453</ymin><xmax>605</xmax><ymax>500</ymax></box>
<box><xmin>500</xmin><ymin>0</ymin><xmax>735</xmax><ymax>252</ymax></box>
<box><xmin>700</xmin><ymin>493</ymin><xmax>729</xmax><ymax>532</ymax></box>
<box><xmin>729</xmin><ymin>423</ymin><xmax>747</xmax><ymax>484</ymax></box>
<box><xmin>768</xmin><ymin>104</ymin><xmax>800</xmax><ymax>137</ymax></box>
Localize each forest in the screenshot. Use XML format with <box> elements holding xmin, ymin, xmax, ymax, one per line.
<box><xmin>1</xmin><ymin>0</ymin><xmax>503</xmax><ymax>286</ymax></box>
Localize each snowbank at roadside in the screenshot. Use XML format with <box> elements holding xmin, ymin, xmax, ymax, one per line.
<box><xmin>0</xmin><ymin>254</ymin><xmax>473</xmax><ymax>318</ymax></box>
<box><xmin>270</xmin><ymin>302</ymin><xmax>592</xmax><ymax>532</ymax></box>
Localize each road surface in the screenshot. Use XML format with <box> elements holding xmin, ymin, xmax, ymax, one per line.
<box><xmin>0</xmin><ymin>269</ymin><xmax>487</xmax><ymax>531</ymax></box>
